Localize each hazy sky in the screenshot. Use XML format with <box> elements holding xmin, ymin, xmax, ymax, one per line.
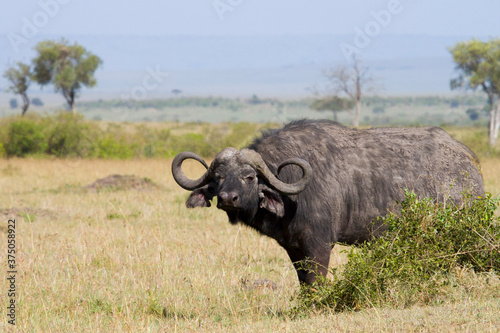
<box><xmin>2</xmin><ymin>0</ymin><xmax>500</xmax><ymax>97</ymax></box>
<box><xmin>2</xmin><ymin>0</ymin><xmax>499</xmax><ymax>37</ymax></box>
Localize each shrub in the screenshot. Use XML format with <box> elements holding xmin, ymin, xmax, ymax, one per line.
<box><xmin>170</xmin><ymin>133</ymin><xmax>219</xmax><ymax>158</ymax></box>
<box><xmin>466</xmin><ymin>108</ymin><xmax>480</xmax><ymax>121</ymax></box>
<box><xmin>293</xmin><ymin>190</ymin><xmax>500</xmax><ymax>313</ymax></box>
<box><xmin>0</xmin><ymin>142</ymin><xmax>5</xmax><ymax>158</ymax></box>
<box><xmin>202</xmin><ymin>122</ymin><xmax>270</xmax><ymax>156</ymax></box>
<box><xmin>31</xmin><ymin>97</ymin><xmax>44</xmax><ymax>107</ymax></box>
<box><xmin>45</xmin><ymin>113</ymin><xmax>96</xmax><ymax>157</ymax></box>
<box><xmin>95</xmin><ymin>133</ymin><xmax>136</xmax><ymax>159</ymax></box>
<box><xmin>5</xmin><ymin>118</ymin><xmax>46</xmax><ymax>156</ymax></box>
<box><xmin>9</xmin><ymin>98</ymin><xmax>18</xmax><ymax>109</ymax></box>
<box><xmin>136</xmin><ymin>127</ymin><xmax>172</xmax><ymax>158</ymax></box>
<box><xmin>221</xmin><ymin>122</ymin><xmax>262</xmax><ymax>148</ymax></box>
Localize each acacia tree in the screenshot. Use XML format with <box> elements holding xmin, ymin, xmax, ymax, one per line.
<box><xmin>3</xmin><ymin>62</ymin><xmax>31</xmax><ymax>116</ymax></box>
<box><xmin>449</xmin><ymin>39</ymin><xmax>500</xmax><ymax>146</ymax></box>
<box><xmin>322</xmin><ymin>56</ymin><xmax>377</xmax><ymax>127</ymax></box>
<box><xmin>310</xmin><ymin>96</ymin><xmax>354</xmax><ymax>122</ymax></box>
<box><xmin>32</xmin><ymin>39</ymin><xmax>102</xmax><ymax>114</ymax></box>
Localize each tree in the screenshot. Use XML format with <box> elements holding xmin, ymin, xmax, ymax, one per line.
<box><xmin>310</xmin><ymin>96</ymin><xmax>354</xmax><ymax>122</ymax></box>
<box><xmin>449</xmin><ymin>39</ymin><xmax>500</xmax><ymax>146</ymax></box>
<box><xmin>466</xmin><ymin>108</ymin><xmax>480</xmax><ymax>121</ymax></box>
<box><xmin>3</xmin><ymin>62</ymin><xmax>31</xmax><ymax>116</ymax></box>
<box><xmin>322</xmin><ymin>56</ymin><xmax>378</xmax><ymax>127</ymax></box>
<box><xmin>248</xmin><ymin>94</ymin><xmax>261</xmax><ymax>105</ymax></box>
<box><xmin>9</xmin><ymin>98</ymin><xmax>18</xmax><ymax>109</ymax></box>
<box><xmin>32</xmin><ymin>39</ymin><xmax>102</xmax><ymax>114</ymax></box>
<box><xmin>31</xmin><ymin>97</ymin><xmax>44</xmax><ymax>106</ymax></box>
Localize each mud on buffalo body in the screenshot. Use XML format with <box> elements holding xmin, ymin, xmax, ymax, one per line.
<box><xmin>172</xmin><ymin>119</ymin><xmax>484</xmax><ymax>285</ymax></box>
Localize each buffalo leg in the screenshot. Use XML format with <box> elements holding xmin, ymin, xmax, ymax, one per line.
<box><xmin>286</xmin><ymin>245</ymin><xmax>331</xmax><ymax>285</ymax></box>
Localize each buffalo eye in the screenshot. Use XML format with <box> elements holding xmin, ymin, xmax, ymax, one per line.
<box><xmin>244</xmin><ymin>175</ymin><xmax>255</xmax><ymax>183</ymax></box>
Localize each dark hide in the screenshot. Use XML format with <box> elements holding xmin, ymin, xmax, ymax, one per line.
<box><xmin>179</xmin><ymin>119</ymin><xmax>485</xmax><ymax>285</ymax></box>
<box><xmin>186</xmin><ymin>183</ymin><xmax>217</xmax><ymax>208</ymax></box>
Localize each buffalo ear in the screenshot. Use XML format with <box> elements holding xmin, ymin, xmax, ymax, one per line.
<box><xmin>259</xmin><ymin>185</ymin><xmax>285</xmax><ymax>218</ymax></box>
<box><xmin>186</xmin><ymin>185</ymin><xmax>216</xmax><ymax>208</ymax></box>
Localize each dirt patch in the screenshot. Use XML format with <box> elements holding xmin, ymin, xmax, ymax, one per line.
<box><xmin>84</xmin><ymin>174</ymin><xmax>159</xmax><ymax>192</ymax></box>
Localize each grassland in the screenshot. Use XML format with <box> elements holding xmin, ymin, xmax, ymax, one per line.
<box><xmin>0</xmin><ymin>127</ymin><xmax>499</xmax><ymax>331</ymax></box>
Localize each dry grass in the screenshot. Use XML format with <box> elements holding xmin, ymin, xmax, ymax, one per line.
<box><xmin>0</xmin><ymin>157</ymin><xmax>499</xmax><ymax>332</ymax></box>
<box><xmin>482</xmin><ymin>158</ymin><xmax>500</xmax><ymax>195</ymax></box>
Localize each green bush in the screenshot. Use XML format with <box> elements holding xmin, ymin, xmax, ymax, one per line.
<box><xmin>95</xmin><ymin>132</ymin><xmax>136</xmax><ymax>159</ymax></box>
<box><xmin>5</xmin><ymin>118</ymin><xmax>46</xmax><ymax>156</ymax></box>
<box><xmin>136</xmin><ymin>127</ymin><xmax>172</xmax><ymax>158</ymax></box>
<box><xmin>0</xmin><ymin>142</ymin><xmax>5</xmax><ymax>158</ymax></box>
<box><xmin>45</xmin><ymin>113</ymin><xmax>96</xmax><ymax>157</ymax></box>
<box><xmin>221</xmin><ymin>122</ymin><xmax>262</xmax><ymax>148</ymax></box>
<box><xmin>294</xmin><ymin>190</ymin><xmax>500</xmax><ymax>313</ymax></box>
<box><xmin>170</xmin><ymin>133</ymin><xmax>218</xmax><ymax>158</ymax></box>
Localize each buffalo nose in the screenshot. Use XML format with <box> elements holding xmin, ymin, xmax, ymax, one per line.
<box><xmin>218</xmin><ymin>191</ymin><xmax>240</xmax><ymax>207</ymax></box>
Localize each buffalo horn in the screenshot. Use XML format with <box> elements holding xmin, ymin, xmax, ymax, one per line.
<box><xmin>240</xmin><ymin>149</ymin><xmax>312</xmax><ymax>195</ymax></box>
<box><xmin>171</xmin><ymin>152</ymin><xmax>211</xmax><ymax>190</ymax></box>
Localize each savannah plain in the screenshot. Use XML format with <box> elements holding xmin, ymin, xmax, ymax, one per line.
<box><xmin>0</xmin><ymin>120</ymin><xmax>499</xmax><ymax>332</ymax></box>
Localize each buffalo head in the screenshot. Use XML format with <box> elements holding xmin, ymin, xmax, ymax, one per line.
<box><xmin>171</xmin><ymin>148</ymin><xmax>312</xmax><ymax>224</ymax></box>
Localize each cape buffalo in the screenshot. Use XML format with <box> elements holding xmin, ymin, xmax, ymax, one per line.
<box><xmin>171</xmin><ymin>119</ymin><xmax>484</xmax><ymax>284</ymax></box>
